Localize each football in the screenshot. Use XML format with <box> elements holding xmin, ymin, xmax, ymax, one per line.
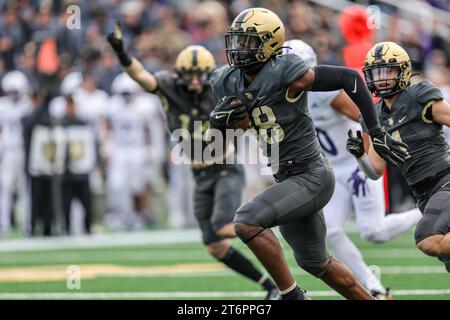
<box><xmin>228</xmin><ymin>98</ymin><xmax>250</xmax><ymax>131</ymax></box>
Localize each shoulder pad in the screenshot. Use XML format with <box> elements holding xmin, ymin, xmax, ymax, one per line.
<box><xmin>411</xmin><ymin>80</ymin><xmax>444</xmax><ymax>106</ymax></box>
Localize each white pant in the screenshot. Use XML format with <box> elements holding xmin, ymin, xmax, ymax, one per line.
<box><xmin>325</xmin><ymin>164</ymin><xmax>386</xmax><ymax>242</ymax></box>
<box><xmin>107</xmin><ymin>148</ymin><xmax>147</xmax><ymax>215</ymax></box>
<box><xmin>324</xmin><ymin>163</ymin><xmax>421</xmax><ymax>293</ymax></box>
<box><xmin>0</xmin><ymin>151</ymin><xmax>29</xmax><ymax>234</ymax></box>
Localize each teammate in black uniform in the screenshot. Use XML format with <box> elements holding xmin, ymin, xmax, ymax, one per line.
<box><xmin>347</xmin><ymin>41</ymin><xmax>450</xmax><ymax>272</ymax></box>
<box><xmin>106</xmin><ymin>23</ymin><xmax>279</xmax><ymax>299</ymax></box>
<box><xmin>209</xmin><ymin>8</ymin><xmax>407</xmax><ymax>300</ymax></box>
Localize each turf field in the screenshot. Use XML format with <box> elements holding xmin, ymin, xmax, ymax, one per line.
<box><xmin>0</xmin><ymin>228</ymin><xmax>448</xmax><ymax>300</ymax></box>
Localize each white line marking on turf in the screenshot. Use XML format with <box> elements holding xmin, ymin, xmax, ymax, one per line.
<box><xmin>0</xmin><ymin>248</ymin><xmax>425</xmax><ymax>264</ymax></box>
<box><xmin>0</xmin><ymin>226</ymin><xmax>408</xmax><ymax>252</ymax></box>
<box><xmin>96</xmin><ymin>265</ymin><xmax>447</xmax><ymax>278</ymax></box>
<box><xmin>0</xmin><ymin>289</ymin><xmax>448</xmax><ymax>299</ymax></box>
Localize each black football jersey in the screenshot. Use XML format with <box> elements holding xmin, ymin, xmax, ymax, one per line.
<box><xmin>363</xmin><ymin>80</ymin><xmax>450</xmax><ymax>185</ymax></box>
<box><xmin>210</xmin><ymin>54</ymin><xmax>321</xmax><ymax>167</ymax></box>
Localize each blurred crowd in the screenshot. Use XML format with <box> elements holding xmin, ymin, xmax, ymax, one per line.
<box><xmin>0</xmin><ymin>0</ymin><xmax>449</xmax><ymax>237</ymax></box>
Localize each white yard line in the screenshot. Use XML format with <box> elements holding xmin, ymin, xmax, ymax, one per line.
<box><xmin>0</xmin><ymin>226</ymin><xmax>392</xmax><ymax>252</ymax></box>
<box><xmin>0</xmin><ymin>289</ymin><xmax>448</xmax><ymax>299</ymax></box>
<box><xmin>0</xmin><ymin>248</ymin><xmax>425</xmax><ymax>264</ymax></box>
<box><xmin>0</xmin><ymin>229</ymin><xmax>202</xmax><ymax>252</ymax></box>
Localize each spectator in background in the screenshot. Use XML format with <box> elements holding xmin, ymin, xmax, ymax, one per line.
<box><xmin>190</xmin><ymin>1</ymin><xmax>229</xmax><ymax>64</ymax></box>
<box><xmin>60</xmin><ymin>92</ymin><xmax>97</xmax><ymax>235</ymax></box>
<box><xmin>22</xmin><ymin>92</ymin><xmax>63</xmax><ymax>237</ymax></box>
<box><xmin>0</xmin><ymin>3</ymin><xmax>28</xmax><ymax>70</ymax></box>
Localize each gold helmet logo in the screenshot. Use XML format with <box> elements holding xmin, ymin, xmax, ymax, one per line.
<box><xmin>174</xmin><ymin>45</ymin><xmax>216</xmax><ymax>88</ymax></box>
<box><xmin>362</xmin><ymin>41</ymin><xmax>411</xmax><ymax>98</ymax></box>
<box><xmin>175</xmin><ymin>45</ymin><xmax>216</xmax><ymax>74</ymax></box>
<box><xmin>225</xmin><ymin>7</ymin><xmax>285</xmax><ymax>68</ymax></box>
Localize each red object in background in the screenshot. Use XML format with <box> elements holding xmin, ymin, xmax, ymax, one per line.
<box><xmin>339</xmin><ymin>6</ymin><xmax>389</xmax><ymax>212</ymax></box>
<box><xmin>339</xmin><ymin>6</ymin><xmax>375</xmax><ymax>44</ymax></box>
<box><xmin>339</xmin><ymin>6</ymin><xmax>375</xmax><ymax>78</ymax></box>
<box><xmin>383</xmin><ymin>169</ymin><xmax>390</xmax><ymax>212</ymax></box>
<box><xmin>342</xmin><ymin>42</ymin><xmax>374</xmax><ymax>79</ymax></box>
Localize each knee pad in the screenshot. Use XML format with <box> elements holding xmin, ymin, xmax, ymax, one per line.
<box><xmin>300</xmin><ymin>256</ymin><xmax>333</xmax><ymax>278</ymax></box>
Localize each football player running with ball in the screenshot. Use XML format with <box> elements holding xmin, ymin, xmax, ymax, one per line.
<box><xmin>209</xmin><ymin>8</ymin><xmax>407</xmax><ymax>300</ymax></box>
<box><xmin>107</xmin><ymin>23</ymin><xmax>279</xmax><ymax>299</ymax></box>
<box><xmin>347</xmin><ymin>41</ymin><xmax>450</xmax><ymax>273</ymax></box>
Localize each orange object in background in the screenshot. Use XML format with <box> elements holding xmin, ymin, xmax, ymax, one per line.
<box><xmin>36</xmin><ymin>38</ymin><xmax>60</xmax><ymax>75</ymax></box>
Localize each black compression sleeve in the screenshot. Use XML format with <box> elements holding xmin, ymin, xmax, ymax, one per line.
<box><xmin>118</xmin><ymin>52</ymin><xmax>132</xmax><ymax>67</ymax></box>
<box><xmin>312</xmin><ymin>65</ymin><xmax>380</xmax><ymax>133</ymax></box>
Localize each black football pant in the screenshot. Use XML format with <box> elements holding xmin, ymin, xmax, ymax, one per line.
<box><xmin>62</xmin><ymin>179</ymin><xmax>92</xmax><ymax>234</ymax></box>
<box><xmin>30</xmin><ymin>176</ymin><xmax>54</xmax><ymax>236</ymax></box>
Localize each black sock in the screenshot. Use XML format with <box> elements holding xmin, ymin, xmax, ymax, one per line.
<box><xmin>281</xmin><ymin>286</ymin><xmax>305</xmax><ymax>300</ymax></box>
<box><xmin>219</xmin><ymin>246</ymin><xmax>270</xmax><ymax>286</ymax></box>
<box><xmin>261</xmin><ymin>277</ymin><xmax>277</xmax><ymax>291</ymax></box>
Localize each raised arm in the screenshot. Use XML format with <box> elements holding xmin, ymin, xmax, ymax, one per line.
<box><xmin>106</xmin><ymin>23</ymin><xmax>158</xmax><ymax>93</ymax></box>
<box><xmin>289</xmin><ymin>65</ymin><xmax>408</xmax><ymax>167</ymax></box>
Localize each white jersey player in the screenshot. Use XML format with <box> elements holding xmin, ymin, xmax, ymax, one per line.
<box><xmin>0</xmin><ymin>71</ymin><xmax>32</xmax><ymax>235</ymax></box>
<box><xmin>284</xmin><ymin>40</ymin><xmax>423</xmax><ymax>297</ymax></box>
<box><xmin>106</xmin><ymin>73</ymin><xmax>165</xmax><ymax>228</ymax></box>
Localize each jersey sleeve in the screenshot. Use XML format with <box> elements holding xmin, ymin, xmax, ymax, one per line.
<box><xmin>281</xmin><ymin>54</ymin><xmax>310</xmax><ymax>87</ymax></box>
<box><xmin>416</xmin><ymin>80</ymin><xmax>444</xmax><ymax>106</ymax></box>
<box><xmin>153</xmin><ymin>70</ymin><xmax>175</xmax><ymax>95</ymax></box>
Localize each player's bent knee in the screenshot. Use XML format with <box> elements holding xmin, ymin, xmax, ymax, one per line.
<box><xmin>206</xmin><ymin>240</ymin><xmax>230</xmax><ymax>259</ymax></box>
<box><xmin>234</xmin><ymin>223</ymin><xmax>265</xmax><ymax>244</ymax></box>
<box><xmin>301</xmin><ymin>257</ymin><xmax>332</xmax><ymax>278</ymax></box>
<box><xmin>417</xmin><ymin>236</ymin><xmax>443</xmax><ymax>257</ymax></box>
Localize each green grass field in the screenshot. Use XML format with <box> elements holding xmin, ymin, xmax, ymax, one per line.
<box><xmin>0</xmin><ymin>229</ymin><xmax>448</xmax><ymax>300</ymax></box>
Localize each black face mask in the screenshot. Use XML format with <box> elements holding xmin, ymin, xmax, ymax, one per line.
<box><xmin>225</xmin><ymin>31</ymin><xmax>263</xmax><ymax>69</ymax></box>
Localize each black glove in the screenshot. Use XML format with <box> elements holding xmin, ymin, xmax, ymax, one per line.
<box><xmin>369</xmin><ymin>127</ymin><xmax>409</xmax><ymax>166</ymax></box>
<box><xmin>347</xmin><ymin>130</ymin><xmax>365</xmax><ymax>158</ymax></box>
<box><xmin>106</xmin><ymin>22</ymin><xmax>132</xmax><ymax>67</ymax></box>
<box><xmin>209</xmin><ymin>96</ymin><xmax>248</xmax><ymax>130</ymax></box>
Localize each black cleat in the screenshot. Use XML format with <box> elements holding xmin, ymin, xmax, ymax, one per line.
<box><xmin>371</xmin><ymin>287</ymin><xmax>393</xmax><ymax>300</ymax></box>
<box><xmin>281</xmin><ymin>287</ymin><xmax>311</xmax><ymax>300</ymax></box>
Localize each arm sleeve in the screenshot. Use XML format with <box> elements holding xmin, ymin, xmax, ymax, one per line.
<box><xmin>312</xmin><ymin>65</ymin><xmax>380</xmax><ymax>134</ymax></box>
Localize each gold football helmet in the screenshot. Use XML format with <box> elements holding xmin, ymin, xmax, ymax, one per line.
<box><xmin>225</xmin><ymin>7</ymin><xmax>285</xmax><ymax>68</ymax></box>
<box><xmin>363</xmin><ymin>41</ymin><xmax>411</xmax><ymax>98</ymax></box>
<box><xmin>175</xmin><ymin>45</ymin><xmax>216</xmax><ymax>88</ymax></box>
